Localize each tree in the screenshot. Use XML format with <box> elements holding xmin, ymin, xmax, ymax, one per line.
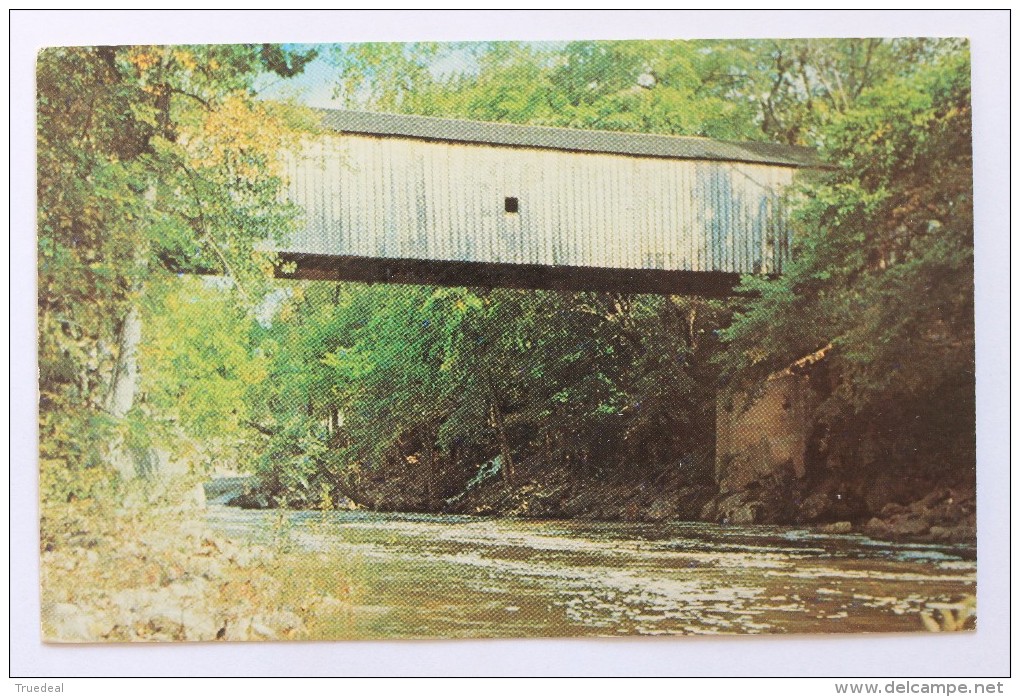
<box><xmin>137</xmin><ymin>276</ymin><xmax>269</xmax><ymax>469</ymax></box>
<box><xmin>717</xmin><ymin>47</ymin><xmax>974</xmax><ymax>478</ymax></box>
<box><xmin>37</xmin><ymin>44</ymin><xmax>314</xmax><ymax>494</ymax></box>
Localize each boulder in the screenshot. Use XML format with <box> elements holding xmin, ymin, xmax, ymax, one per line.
<box><xmin>798</xmin><ymin>489</ymin><xmax>833</xmax><ymax>522</ymax></box>
<box><xmin>699</xmin><ymin>495</ymin><xmax>720</xmax><ymax>521</ymax></box>
<box><xmin>728</xmin><ymin>501</ymin><xmax>762</xmax><ymax>525</ymax></box>
<box><xmin>223</xmin><ymin>619</ymin><xmax>251</xmax><ymax>642</ymax></box>
<box><xmin>864</xmin><ymin>517</ymin><xmax>893</xmax><ymax>538</ymax></box>
<box><xmin>676</xmin><ymin>486</ymin><xmax>715</xmax><ymax>520</ymax></box>
<box><xmin>929</xmin><ymin>525</ymin><xmax>977</xmax><ymax>544</ymax></box>
<box><xmin>880</xmin><ymin>502</ymin><xmax>907</xmax><ymax>517</ymax></box>
<box><xmin>642</xmin><ymin>498</ymin><xmax>678</xmax><ymax>523</ymax></box>
<box><xmin>266</xmin><ymin>610</ymin><xmax>303</xmax><ymax>633</ymax></box>
<box><xmin>711</xmin><ymin>491</ymin><xmax>762</xmax><ymax>525</ymax></box>
<box><xmin>865</xmin><ymin>514</ymin><xmax>929</xmax><ymax>539</ymax></box>
<box><xmin>892</xmin><ymin>515</ymin><xmax>931</xmax><ymax>536</ymax></box>
<box><xmin>819</xmin><ymin>521</ymin><xmax>853</xmax><ymax>534</ymax></box>
<box><xmin>919</xmin><ymin>488</ymin><xmax>951</xmax><ymax>508</ymax></box>
<box><xmin>42</xmin><ymin>602</ymin><xmax>95</xmax><ymax>642</ymax></box>
<box><xmin>178</xmin><ymin>609</ymin><xmax>219</xmax><ymax>641</ymax></box>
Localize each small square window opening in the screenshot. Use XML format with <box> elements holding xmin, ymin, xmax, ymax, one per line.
<box><xmin>504</xmin><ymin>197</ymin><xmax>519</xmax><ymax>214</ymax></box>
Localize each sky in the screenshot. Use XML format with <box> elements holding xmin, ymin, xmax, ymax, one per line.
<box><xmin>253</xmin><ymin>41</ymin><xmax>566</xmax><ymax>110</ymax></box>
<box><xmin>253</xmin><ymin>42</ymin><xmax>484</xmax><ymax>109</ymax></box>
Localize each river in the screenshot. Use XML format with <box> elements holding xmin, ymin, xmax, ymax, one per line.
<box><xmin>206</xmin><ymin>506</ymin><xmax>976</xmax><ymax>639</ymax></box>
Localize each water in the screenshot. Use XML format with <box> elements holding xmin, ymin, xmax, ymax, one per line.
<box><xmin>206</xmin><ymin>507</ymin><xmax>976</xmax><ymax>639</ymax></box>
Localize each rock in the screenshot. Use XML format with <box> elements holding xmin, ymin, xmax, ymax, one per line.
<box><xmin>313</xmin><ymin>595</ymin><xmax>347</xmax><ymax>612</ymax></box>
<box><xmin>249</xmin><ymin>618</ymin><xmax>275</xmax><ymax>639</ymax></box>
<box><xmin>184</xmin><ymin>484</ymin><xmax>206</xmax><ymax>509</ymax></box>
<box><xmin>235</xmin><ymin>490</ymin><xmax>271</xmax><ymax>509</ymax></box>
<box><xmin>819</xmin><ymin>521</ymin><xmax>853</xmax><ymax>533</ymax></box>
<box><xmin>919</xmin><ymin>488</ymin><xmax>950</xmax><ymax>509</ymax></box>
<box><xmin>168</xmin><ymin>577</ymin><xmax>209</xmax><ymax>602</ymax></box>
<box><xmin>929</xmin><ymin>525</ymin><xmax>976</xmax><ymax>544</ymax></box>
<box><xmin>178</xmin><ymin>519</ymin><xmax>206</xmax><ymax>540</ymax></box>
<box><xmin>642</xmin><ymin>498</ymin><xmax>678</xmax><ymax>522</ymax></box>
<box><xmin>890</xmin><ymin>515</ymin><xmax>931</xmax><ymax>537</ymax></box>
<box><xmin>676</xmin><ymin>486</ymin><xmax>715</xmax><ymax>520</ymax></box>
<box><xmin>223</xmin><ymin>619</ymin><xmax>250</xmax><ymax>642</ymax></box>
<box><xmin>880</xmin><ymin>502</ymin><xmax>906</xmax><ymax>517</ymax></box>
<box><xmin>43</xmin><ymin>602</ymin><xmax>94</xmax><ymax>642</ymax></box>
<box><xmin>706</xmin><ymin>490</ymin><xmax>763</xmax><ymax>525</ymax></box>
<box><xmin>699</xmin><ymin>495</ymin><xmax>720</xmax><ymax>521</ymax></box>
<box><xmin>728</xmin><ymin>500</ymin><xmax>762</xmax><ymax>525</ymax></box>
<box><xmin>334</xmin><ymin>495</ymin><xmax>358</xmax><ymax>511</ymax></box>
<box><xmin>799</xmin><ymin>490</ymin><xmax>833</xmax><ymax>522</ymax></box>
<box><xmin>728</xmin><ymin>507</ymin><xmax>753</xmax><ymax>525</ymax></box>
<box><xmin>189</xmin><ymin>554</ymin><xmax>226</xmax><ymax>579</ymax></box>
<box><xmin>266</xmin><ymin>610</ymin><xmax>303</xmax><ymax>634</ymax></box>
<box><xmin>865</xmin><ymin>514</ymin><xmax>929</xmax><ymax>539</ymax></box>
<box><xmin>560</xmin><ymin>488</ymin><xmax>604</xmax><ymax>517</ymax></box>
<box><xmin>228</xmin><ymin>547</ymin><xmax>258</xmax><ymax>568</ymax></box>
<box><xmin>180</xmin><ymin>610</ymin><xmax>219</xmax><ymax>641</ymax></box>
<box><xmin>242</xmin><ymin>611</ymin><xmax>302</xmax><ymax>639</ymax></box>
<box><xmin>864</xmin><ymin>517</ymin><xmax>893</xmax><ymax>537</ymax></box>
<box><xmin>929</xmin><ymin>500</ymin><xmax>968</xmax><ymax>526</ymax></box>
<box><xmin>861</xmin><ymin>473</ymin><xmax>923</xmax><ymax>515</ymax></box>
<box><xmin>715</xmin><ymin>371</ymin><xmax>817</xmax><ymax>494</ymax></box>
<box><xmin>863</xmin><ymin>478</ymin><xmax>895</xmax><ymax>514</ymax></box>
<box><xmin>110</xmin><ymin>588</ymin><xmax>149</xmax><ymax>615</ymax></box>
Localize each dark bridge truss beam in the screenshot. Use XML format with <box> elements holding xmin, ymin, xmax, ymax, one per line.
<box><xmin>276</xmin><ymin>252</ymin><xmax>749</xmax><ymax>297</ymax></box>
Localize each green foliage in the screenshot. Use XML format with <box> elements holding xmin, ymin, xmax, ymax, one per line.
<box><xmin>38</xmin><ymin>39</ymin><xmax>975</xmax><ymax>510</ymax></box>
<box><xmin>253</xmin><ymin>418</ymin><xmax>339</xmax><ymax>508</ymax></box>
<box><xmin>39</xmin><ymin>409</ymin><xmax>120</xmax><ymax>505</ymax></box>
<box><xmin>37</xmin><ymin>44</ymin><xmax>310</xmax><ymax>495</ymax></box>
<box><xmin>136</xmin><ymin>277</ymin><xmax>269</xmax><ymax>465</ymax></box>
<box><xmin>330</xmin><ymin>38</ymin><xmax>962</xmax><ymax>144</ymax></box>
<box><xmin>719</xmin><ymin>47</ymin><xmax>973</xmax><ymax>473</ymax></box>
<box><xmin>250</xmin><ymin>281</ymin><xmax>724</xmax><ymax>496</ymax></box>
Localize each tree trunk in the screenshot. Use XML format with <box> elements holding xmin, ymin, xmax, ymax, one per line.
<box><xmin>489</xmin><ymin>400</ymin><xmax>514</xmax><ymax>486</ymax></box>
<box><xmin>105</xmin><ymin>304</ymin><xmax>156</xmax><ymax>480</ymax></box>
<box><xmin>423</xmin><ymin>435</ymin><xmax>437</xmax><ymax>505</ymax></box>
<box><xmin>104</xmin><ymin>184</ymin><xmax>158</xmax><ymax>480</ymax></box>
<box><xmin>106</xmin><ymin>305</ymin><xmax>142</xmax><ymax>418</ymax></box>
<box><xmin>480</xmin><ymin>367</ymin><xmax>515</xmax><ymax>486</ymax></box>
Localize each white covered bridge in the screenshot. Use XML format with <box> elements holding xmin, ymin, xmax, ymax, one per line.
<box><xmin>276</xmin><ymin>110</ymin><xmax>821</xmax><ymax>295</ymax></box>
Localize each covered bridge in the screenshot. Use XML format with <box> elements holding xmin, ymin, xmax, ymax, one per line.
<box><xmin>276</xmin><ymin>110</ymin><xmax>821</xmax><ymax>295</ymax></box>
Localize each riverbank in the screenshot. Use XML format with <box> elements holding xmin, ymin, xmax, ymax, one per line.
<box><xmin>40</xmin><ymin>481</ymin><xmax>354</xmax><ymax>642</ymax></box>
<box><xmin>346</xmin><ymin>455</ymin><xmax>976</xmax><ymax>546</ymax></box>
<box><xmin>36</xmin><ymin>474</ymin><xmax>976</xmax><ymax>642</ymax></box>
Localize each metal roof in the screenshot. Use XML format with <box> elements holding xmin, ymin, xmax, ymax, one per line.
<box><xmin>318</xmin><ymin>109</ymin><xmax>822</xmax><ymax>168</ymax></box>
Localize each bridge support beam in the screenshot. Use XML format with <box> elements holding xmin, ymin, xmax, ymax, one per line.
<box><xmin>276</xmin><ymin>253</ymin><xmax>747</xmax><ymax>298</ymax></box>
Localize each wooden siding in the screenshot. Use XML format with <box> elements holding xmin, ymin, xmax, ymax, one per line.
<box><xmin>280</xmin><ymin>132</ymin><xmax>796</xmax><ymax>276</ymax></box>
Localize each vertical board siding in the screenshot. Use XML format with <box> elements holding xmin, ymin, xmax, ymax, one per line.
<box><xmin>283</xmin><ymin>134</ymin><xmax>796</xmax><ymax>275</ymax></box>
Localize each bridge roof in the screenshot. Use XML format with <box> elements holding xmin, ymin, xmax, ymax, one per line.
<box><xmin>318</xmin><ymin>109</ymin><xmax>823</xmax><ymax>169</ymax></box>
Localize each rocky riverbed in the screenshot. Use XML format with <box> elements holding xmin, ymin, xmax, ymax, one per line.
<box><xmin>39</xmin><ymin>483</ymin><xmax>352</xmax><ymax>642</ymax></box>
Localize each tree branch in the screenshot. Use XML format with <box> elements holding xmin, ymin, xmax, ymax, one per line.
<box><xmin>176</xmin><ymin>161</ymin><xmax>255</xmax><ymax>304</ymax></box>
